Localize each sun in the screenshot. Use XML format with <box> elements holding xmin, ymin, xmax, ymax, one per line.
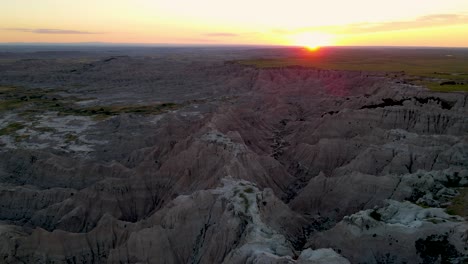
<box><xmin>305</xmin><ymin>45</ymin><xmax>320</xmax><ymax>51</ymax></box>
<box><xmin>292</xmin><ymin>32</ymin><xmax>334</xmax><ymax>51</ymax></box>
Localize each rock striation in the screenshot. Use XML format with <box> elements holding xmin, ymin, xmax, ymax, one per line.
<box><xmin>0</xmin><ymin>51</ymin><xmax>467</xmax><ymax>263</ymax></box>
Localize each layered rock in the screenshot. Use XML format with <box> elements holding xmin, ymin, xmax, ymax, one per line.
<box><xmin>0</xmin><ymin>53</ymin><xmax>467</xmax><ymax>263</ymax></box>
<box><xmin>1</xmin><ymin>178</ymin><xmax>340</xmax><ymax>264</ymax></box>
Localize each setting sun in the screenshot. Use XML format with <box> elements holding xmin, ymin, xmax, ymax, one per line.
<box><xmin>291</xmin><ymin>32</ymin><xmax>335</xmax><ymax>50</ymax></box>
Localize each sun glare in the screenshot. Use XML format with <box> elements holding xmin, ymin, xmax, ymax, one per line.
<box><xmin>292</xmin><ymin>32</ymin><xmax>334</xmax><ymax>50</ymax></box>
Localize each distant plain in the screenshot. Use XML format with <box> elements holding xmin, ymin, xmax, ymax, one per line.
<box><xmin>238</xmin><ymin>47</ymin><xmax>468</xmax><ymax>91</ymax></box>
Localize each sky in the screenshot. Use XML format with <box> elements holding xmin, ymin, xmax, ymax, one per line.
<box><xmin>1</xmin><ymin>0</ymin><xmax>468</xmax><ymax>47</ymax></box>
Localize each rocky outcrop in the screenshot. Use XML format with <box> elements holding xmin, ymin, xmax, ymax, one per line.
<box><xmin>310</xmin><ymin>200</ymin><xmax>467</xmax><ymax>263</ymax></box>
<box><xmin>1</xmin><ymin>178</ymin><xmax>326</xmax><ymax>264</ymax></box>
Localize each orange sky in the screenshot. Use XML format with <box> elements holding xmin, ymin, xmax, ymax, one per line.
<box><xmin>1</xmin><ymin>0</ymin><xmax>468</xmax><ymax>47</ymax></box>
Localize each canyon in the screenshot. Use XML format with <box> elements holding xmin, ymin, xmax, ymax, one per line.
<box><xmin>0</xmin><ymin>47</ymin><xmax>466</xmax><ymax>263</ymax></box>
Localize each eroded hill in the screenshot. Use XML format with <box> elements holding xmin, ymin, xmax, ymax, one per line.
<box><xmin>0</xmin><ymin>49</ymin><xmax>467</xmax><ymax>263</ymax></box>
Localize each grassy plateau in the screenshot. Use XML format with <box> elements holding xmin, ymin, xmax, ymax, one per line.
<box><xmin>237</xmin><ymin>47</ymin><xmax>468</xmax><ymax>92</ymax></box>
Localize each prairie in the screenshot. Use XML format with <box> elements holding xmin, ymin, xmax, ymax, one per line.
<box><xmin>238</xmin><ymin>47</ymin><xmax>468</xmax><ymax>91</ymax></box>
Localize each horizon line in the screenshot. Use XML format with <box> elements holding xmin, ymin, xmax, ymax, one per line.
<box><xmin>0</xmin><ymin>42</ymin><xmax>467</xmax><ymax>49</ymax></box>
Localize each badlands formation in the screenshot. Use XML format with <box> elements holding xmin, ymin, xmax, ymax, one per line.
<box><xmin>0</xmin><ymin>48</ymin><xmax>467</xmax><ymax>263</ymax></box>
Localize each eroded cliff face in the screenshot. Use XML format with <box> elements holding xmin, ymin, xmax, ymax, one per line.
<box><xmin>0</xmin><ymin>56</ymin><xmax>467</xmax><ymax>263</ymax></box>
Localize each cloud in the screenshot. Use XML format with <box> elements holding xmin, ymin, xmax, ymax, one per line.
<box><xmin>349</xmin><ymin>13</ymin><xmax>468</xmax><ymax>33</ymax></box>
<box><xmin>204</xmin><ymin>32</ymin><xmax>239</xmax><ymax>37</ymax></box>
<box><xmin>278</xmin><ymin>13</ymin><xmax>468</xmax><ymax>35</ymax></box>
<box><xmin>4</xmin><ymin>28</ymin><xmax>101</xmax><ymax>34</ymax></box>
<box><xmin>176</xmin><ymin>37</ymin><xmax>222</xmax><ymax>43</ymax></box>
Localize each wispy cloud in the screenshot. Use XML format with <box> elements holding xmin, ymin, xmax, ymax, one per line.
<box><xmin>4</xmin><ymin>28</ymin><xmax>101</xmax><ymax>34</ymax></box>
<box><xmin>204</xmin><ymin>32</ymin><xmax>239</xmax><ymax>37</ymax></box>
<box><xmin>347</xmin><ymin>13</ymin><xmax>468</xmax><ymax>34</ymax></box>
<box><xmin>277</xmin><ymin>13</ymin><xmax>468</xmax><ymax>35</ymax></box>
<box><xmin>176</xmin><ymin>37</ymin><xmax>222</xmax><ymax>43</ymax></box>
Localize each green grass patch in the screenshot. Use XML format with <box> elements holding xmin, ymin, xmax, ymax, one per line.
<box><xmin>35</xmin><ymin>126</ymin><xmax>57</xmax><ymax>133</ymax></box>
<box><xmin>85</xmin><ymin>103</ymin><xmax>179</xmax><ymax>115</ymax></box>
<box><xmin>0</xmin><ymin>85</ymin><xmax>181</xmax><ymax>120</ymax></box>
<box><xmin>426</xmin><ymin>218</ymin><xmax>444</xmax><ymax>224</ymax></box>
<box><xmin>244</xmin><ymin>187</ymin><xmax>254</xmax><ymax>193</ymax></box>
<box><xmin>0</xmin><ymin>122</ymin><xmax>25</xmax><ymax>135</ymax></box>
<box><xmin>65</xmin><ymin>133</ymin><xmax>79</xmax><ymax>143</ymax></box>
<box><xmin>0</xmin><ymin>86</ymin><xmax>62</xmax><ymax>113</ymax></box>
<box><xmin>419</xmin><ymin>82</ymin><xmax>468</xmax><ymax>92</ymax></box>
<box><xmin>239</xmin><ymin>192</ymin><xmax>250</xmax><ymax>213</ymax></box>
<box><xmin>14</xmin><ymin>134</ymin><xmax>29</xmax><ymax>142</ymax></box>
<box><xmin>0</xmin><ymin>99</ymin><xmax>26</xmax><ymax>111</ymax></box>
<box><xmin>446</xmin><ymin>187</ymin><xmax>468</xmax><ymax>218</ymax></box>
<box><xmin>416</xmin><ymin>202</ymin><xmax>431</xmax><ymax>209</ymax></box>
<box><xmin>0</xmin><ymin>87</ymin><xmax>16</xmax><ymax>93</ymax></box>
<box><xmin>59</xmin><ymin>102</ymin><xmax>181</xmax><ymax>120</ymax></box>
